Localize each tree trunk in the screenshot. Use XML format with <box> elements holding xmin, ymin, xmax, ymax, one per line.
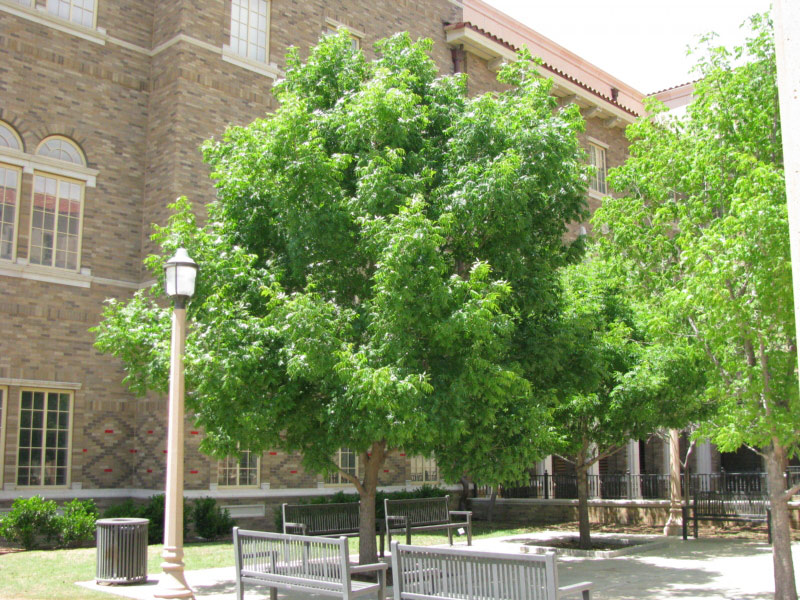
<box><xmin>356</xmin><ymin>441</ymin><xmax>386</xmax><ymax>566</ymax></box>
<box><xmin>576</xmin><ymin>443</ymin><xmax>591</xmax><ymax>550</ymax></box>
<box><xmin>487</xmin><ymin>487</ymin><xmax>497</xmax><ymax>523</ymax></box>
<box><xmin>459</xmin><ymin>476</ymin><xmax>470</xmax><ymax>511</ymax></box>
<box><xmin>357</xmin><ymin>484</ymin><xmax>378</xmax><ymax>567</ymax></box>
<box><xmin>765</xmin><ymin>442</ymin><xmax>798</xmax><ymax>600</ymax></box>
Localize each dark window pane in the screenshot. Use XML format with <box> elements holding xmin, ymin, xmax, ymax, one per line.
<box><xmin>31</xmin><ymin>430</ymin><xmax>42</xmax><ymax>448</ymax></box>
<box><xmin>33</xmin><ymin>392</ymin><xmax>44</xmax><ymax>410</ymax></box>
<box><xmin>21</xmin><ymin>391</ymin><xmax>32</xmax><ymax>409</ymax></box>
<box><xmin>59</xmin><ymin>395</ymin><xmax>69</xmax><ymax>411</ymax></box>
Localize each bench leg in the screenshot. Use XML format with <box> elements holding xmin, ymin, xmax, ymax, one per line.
<box><xmin>379</xmin><ymin>531</ymin><xmax>385</xmax><ymax>558</ymax></box>
<box><xmin>236</xmin><ymin>578</ymin><xmax>243</xmax><ymax>600</ymax></box>
<box><xmin>270</xmin><ymin>586</ymin><xmax>278</xmax><ymax>600</ymax></box>
<box><xmin>466</xmin><ymin>524</ymin><xmax>472</xmax><ymax>546</ymax></box>
<box><xmin>447</xmin><ymin>528</ymin><xmax>453</xmax><ymax>546</ymax></box>
<box><xmin>406</xmin><ymin>525</ymin><xmax>411</xmax><ymax>546</ymax></box>
<box><xmin>583</xmin><ymin>590</ymin><xmax>591</xmax><ymax>600</ymax></box>
<box><xmin>378</xmin><ymin>565</ymin><xmax>386</xmax><ymax>600</ymax></box>
<box><xmin>682</xmin><ymin>506</ymin><xmax>687</xmax><ymax>540</ymax></box>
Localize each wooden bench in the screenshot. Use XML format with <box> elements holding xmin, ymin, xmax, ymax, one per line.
<box><xmin>682</xmin><ymin>491</ymin><xmax>772</xmax><ymax>542</ymax></box>
<box><xmin>384</xmin><ymin>496</ymin><xmax>472</xmax><ymax>546</ymax></box>
<box><xmin>391</xmin><ymin>541</ymin><xmax>593</xmax><ymax>600</ymax></box>
<box><xmin>233</xmin><ymin>527</ymin><xmax>388</xmax><ymax>600</ymax></box>
<box><xmin>282</xmin><ymin>501</ymin><xmax>386</xmax><ymax>557</ymax></box>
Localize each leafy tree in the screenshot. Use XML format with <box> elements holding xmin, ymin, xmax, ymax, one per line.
<box><xmin>595</xmin><ymin>14</ymin><xmax>799</xmax><ymax>599</ymax></box>
<box><xmin>551</xmin><ymin>255</ymin><xmax>707</xmax><ymax>549</ymax></box>
<box><xmin>94</xmin><ymin>31</ymin><xmax>589</xmax><ymax>564</ymax></box>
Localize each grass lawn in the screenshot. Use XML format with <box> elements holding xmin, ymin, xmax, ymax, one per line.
<box><xmin>0</xmin><ymin>523</ymin><xmax>543</xmax><ymax>600</ymax></box>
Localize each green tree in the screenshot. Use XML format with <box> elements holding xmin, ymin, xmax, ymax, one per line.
<box><xmin>93</xmin><ymin>31</ymin><xmax>589</xmax><ymax>564</ymax></box>
<box><xmin>595</xmin><ymin>14</ymin><xmax>799</xmax><ymax>599</ymax></box>
<box><xmin>552</xmin><ymin>255</ymin><xmax>707</xmax><ymax>549</ymax></box>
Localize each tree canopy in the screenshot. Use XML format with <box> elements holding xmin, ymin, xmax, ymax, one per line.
<box><xmin>550</xmin><ymin>254</ymin><xmax>707</xmax><ymax>547</ymax></box>
<box><xmin>93</xmin><ymin>31</ymin><xmax>590</xmax><ymax>563</ymax></box>
<box><xmin>594</xmin><ymin>14</ymin><xmax>799</xmax><ymax>598</ymax></box>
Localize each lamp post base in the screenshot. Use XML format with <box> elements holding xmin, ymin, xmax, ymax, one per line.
<box><xmin>154</xmin><ymin>547</ymin><xmax>195</xmax><ymax>599</ymax></box>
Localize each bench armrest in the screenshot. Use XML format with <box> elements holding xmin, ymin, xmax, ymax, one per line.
<box><xmin>558</xmin><ymin>581</ymin><xmax>593</xmax><ymax>599</ymax></box>
<box><xmin>350</xmin><ymin>562</ymin><xmax>389</xmax><ymax>574</ymax></box>
<box><xmin>283</xmin><ymin>521</ymin><xmax>307</xmax><ymax>535</ymax></box>
<box><xmin>449</xmin><ymin>510</ymin><xmax>472</xmax><ymax>521</ymax></box>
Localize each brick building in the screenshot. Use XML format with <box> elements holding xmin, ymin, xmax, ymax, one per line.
<box><xmin>1</xmin><ymin>0</ymin><xmax>701</xmax><ymax>521</ymax></box>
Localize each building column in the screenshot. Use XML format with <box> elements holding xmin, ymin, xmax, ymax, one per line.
<box><xmin>588</xmin><ymin>445</ymin><xmax>600</xmax><ymax>499</ymax></box>
<box><xmin>627</xmin><ymin>439</ymin><xmax>642</xmax><ymax>499</ymax></box>
<box><xmin>696</xmin><ymin>440</ymin><xmax>713</xmax><ymax>491</ymax></box>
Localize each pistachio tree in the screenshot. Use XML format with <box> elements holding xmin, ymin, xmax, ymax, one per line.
<box><xmin>94</xmin><ymin>31</ymin><xmax>589</xmax><ymax>564</ymax></box>
<box><xmin>595</xmin><ymin>15</ymin><xmax>799</xmax><ymax>598</ymax></box>
<box><xmin>552</xmin><ymin>255</ymin><xmax>708</xmax><ymax>549</ymax></box>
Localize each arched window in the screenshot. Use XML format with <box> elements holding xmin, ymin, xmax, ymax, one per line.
<box><xmin>0</xmin><ymin>122</ymin><xmax>23</xmax><ymax>151</ymax></box>
<box><xmin>0</xmin><ymin>121</ymin><xmax>23</xmax><ymax>260</ymax></box>
<box><xmin>30</xmin><ymin>137</ymin><xmax>86</xmax><ymax>270</ymax></box>
<box><xmin>36</xmin><ymin>136</ymin><xmax>85</xmax><ymax>166</ymax></box>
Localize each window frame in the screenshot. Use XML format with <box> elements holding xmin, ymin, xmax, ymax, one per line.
<box><xmin>0</xmin><ymin>163</ymin><xmax>22</xmax><ymax>263</ymax></box>
<box><xmin>28</xmin><ymin>171</ymin><xmax>86</xmax><ymax>272</ymax></box>
<box><xmin>326</xmin><ymin>447</ymin><xmax>358</xmax><ymax>486</ymax></box>
<box><xmin>227</xmin><ymin>0</ymin><xmax>271</xmax><ymax>64</ymax></box>
<box><xmin>0</xmin><ymin>386</ymin><xmax>7</xmax><ymax>488</ymax></box>
<box><xmin>45</xmin><ymin>0</ymin><xmax>98</xmax><ymax>30</ymax></box>
<box><xmin>16</xmin><ymin>388</ymin><xmax>74</xmax><ymax>489</ymax></box>
<box><xmin>217</xmin><ymin>449</ymin><xmax>260</xmax><ymax>488</ymax></box>
<box><xmin>587</xmin><ymin>138</ymin><xmax>608</xmax><ymax>196</ymax></box>
<box><xmin>409</xmin><ymin>455</ymin><xmax>440</xmax><ymax>484</ymax></box>
<box><xmin>324</xmin><ymin>18</ymin><xmax>363</xmax><ymax>51</ymax></box>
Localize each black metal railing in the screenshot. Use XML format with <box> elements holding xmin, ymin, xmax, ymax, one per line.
<box><xmin>476</xmin><ymin>469</ymin><xmax>795</xmax><ymax>501</ymax></box>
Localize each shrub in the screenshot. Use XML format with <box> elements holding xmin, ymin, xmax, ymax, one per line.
<box><xmin>57</xmin><ymin>499</ymin><xmax>99</xmax><ymax>548</ymax></box>
<box><xmin>190</xmin><ymin>498</ymin><xmax>235</xmax><ymax>540</ymax></box>
<box><xmin>0</xmin><ymin>496</ymin><xmax>60</xmax><ymax>550</ymax></box>
<box><xmin>102</xmin><ymin>499</ymin><xmax>139</xmax><ymax>519</ymax></box>
<box><xmin>102</xmin><ymin>494</ymin><xmax>187</xmax><ymax>544</ymax></box>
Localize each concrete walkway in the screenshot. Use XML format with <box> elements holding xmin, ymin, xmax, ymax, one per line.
<box><xmin>78</xmin><ymin>534</ymin><xmax>800</xmax><ymax>600</ymax></box>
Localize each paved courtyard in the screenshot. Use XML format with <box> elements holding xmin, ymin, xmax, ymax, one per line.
<box><xmin>78</xmin><ymin>534</ymin><xmax>800</xmax><ymax>600</ymax></box>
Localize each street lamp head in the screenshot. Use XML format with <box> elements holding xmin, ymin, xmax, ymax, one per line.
<box><xmin>164</xmin><ymin>248</ymin><xmax>198</xmax><ymax>301</ymax></box>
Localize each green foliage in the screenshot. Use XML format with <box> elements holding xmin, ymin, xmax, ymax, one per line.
<box><xmin>102</xmin><ymin>495</ymin><xmax>187</xmax><ymax>544</ymax></box>
<box><xmin>273</xmin><ymin>485</ymin><xmax>449</xmax><ymax>531</ymax></box>
<box><xmin>550</xmin><ymin>254</ymin><xmax>708</xmax><ymax>463</ymax></box>
<box><xmin>57</xmin><ymin>499</ymin><xmax>99</xmax><ymax>548</ymax></box>
<box><xmin>93</xmin><ymin>30</ymin><xmax>589</xmax><ymax>493</ymax></box>
<box><xmin>0</xmin><ymin>496</ymin><xmax>60</xmax><ymax>550</ymax></box>
<box><xmin>101</xmin><ymin>499</ymin><xmax>139</xmax><ymax>519</ymax></box>
<box><xmin>0</xmin><ymin>497</ymin><xmax>97</xmax><ymax>550</ymax></box>
<box><xmin>190</xmin><ymin>498</ymin><xmax>235</xmax><ymax>540</ymax></box>
<box><xmin>594</xmin><ymin>13</ymin><xmax>798</xmax><ymax>458</ymax></box>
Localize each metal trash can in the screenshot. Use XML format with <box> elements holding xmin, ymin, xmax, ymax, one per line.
<box><xmin>96</xmin><ymin>518</ymin><xmax>149</xmax><ymax>584</ymax></box>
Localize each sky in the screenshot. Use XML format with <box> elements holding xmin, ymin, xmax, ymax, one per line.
<box><xmin>482</xmin><ymin>0</ymin><xmax>771</xmax><ymax>94</ymax></box>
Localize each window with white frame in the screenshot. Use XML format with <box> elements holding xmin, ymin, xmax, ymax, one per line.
<box><xmin>0</xmin><ymin>122</ymin><xmax>23</xmax><ymax>261</ymax></box>
<box><xmin>0</xmin><ymin>387</ymin><xmax>6</xmax><ymax>487</ymax></box>
<box><xmin>17</xmin><ymin>390</ymin><xmax>72</xmax><ymax>487</ymax></box>
<box><xmin>324</xmin><ymin>23</ymin><xmax>361</xmax><ymax>51</ymax></box>
<box><xmin>588</xmin><ymin>142</ymin><xmax>607</xmax><ymax>194</ymax></box>
<box><xmin>30</xmin><ymin>137</ymin><xmax>86</xmax><ymax>271</ymax></box>
<box><xmin>217</xmin><ymin>450</ymin><xmax>259</xmax><ymax>487</ymax></box>
<box><xmin>229</xmin><ymin>0</ymin><xmax>269</xmax><ymax>63</ymax></box>
<box><xmin>0</xmin><ymin>165</ymin><xmax>21</xmax><ymax>261</ymax></box>
<box><xmin>410</xmin><ymin>455</ymin><xmax>439</xmax><ymax>483</ymax></box>
<box><xmin>47</xmin><ymin>0</ymin><xmax>96</xmax><ymax>28</ymax></box>
<box><xmin>327</xmin><ymin>447</ymin><xmax>357</xmax><ymax>485</ymax></box>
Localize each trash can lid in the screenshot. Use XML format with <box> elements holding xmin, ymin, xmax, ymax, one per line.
<box><xmin>96</xmin><ymin>518</ymin><xmax>150</xmax><ymax>525</ymax></box>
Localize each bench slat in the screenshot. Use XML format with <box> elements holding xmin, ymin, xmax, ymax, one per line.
<box><xmin>391</xmin><ymin>542</ymin><xmax>590</xmax><ymax>600</ymax></box>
